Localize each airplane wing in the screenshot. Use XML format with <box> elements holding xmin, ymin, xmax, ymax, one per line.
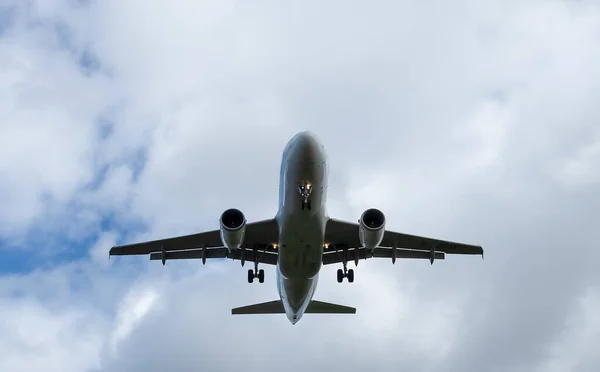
<box><xmin>109</xmin><ymin>218</ymin><xmax>280</xmax><ymax>265</ymax></box>
<box><xmin>323</xmin><ymin>218</ymin><xmax>483</xmax><ymax>264</ymax></box>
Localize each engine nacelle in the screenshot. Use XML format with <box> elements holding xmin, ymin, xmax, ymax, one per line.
<box><xmin>359</xmin><ymin>208</ymin><xmax>386</xmax><ymax>249</ymax></box>
<box><xmin>219</xmin><ymin>208</ymin><xmax>246</xmax><ymax>250</ymax></box>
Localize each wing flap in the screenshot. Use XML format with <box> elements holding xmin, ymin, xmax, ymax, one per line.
<box><xmin>149</xmin><ymin>247</ymin><xmax>279</xmax><ymax>265</ymax></box>
<box><xmin>149</xmin><ymin>247</ymin><xmax>229</xmax><ymax>261</ymax></box>
<box><xmin>322</xmin><ymin>247</ymin><xmax>445</xmax><ymax>265</ymax></box>
<box><xmin>371</xmin><ymin>247</ymin><xmax>446</xmax><ymax>260</ymax></box>
<box><xmin>228</xmin><ymin>248</ymin><xmax>278</xmax><ymax>265</ymax></box>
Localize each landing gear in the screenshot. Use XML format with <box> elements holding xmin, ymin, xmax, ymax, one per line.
<box><xmin>247</xmin><ymin>268</ymin><xmax>265</xmax><ymax>283</ymax></box>
<box><xmin>301</xmin><ymin>200</ymin><xmax>312</xmax><ymax>210</ymax></box>
<box><xmin>336</xmin><ymin>247</ymin><xmax>354</xmax><ymax>283</ymax></box>
<box><xmin>248</xmin><ymin>246</ymin><xmax>265</xmax><ymax>283</ymax></box>
<box><xmin>299</xmin><ymin>182</ymin><xmax>313</xmax><ymax>211</ymax></box>
<box><xmin>337</xmin><ymin>268</ymin><xmax>354</xmax><ymax>283</ymax></box>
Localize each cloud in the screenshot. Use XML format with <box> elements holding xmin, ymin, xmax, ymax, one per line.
<box><xmin>1</xmin><ymin>0</ymin><xmax>600</xmax><ymax>371</ymax></box>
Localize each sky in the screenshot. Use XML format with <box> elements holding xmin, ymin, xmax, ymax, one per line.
<box><xmin>1</xmin><ymin>0</ymin><xmax>600</xmax><ymax>371</ymax></box>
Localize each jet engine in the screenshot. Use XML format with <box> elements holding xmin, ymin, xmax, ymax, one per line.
<box><xmin>220</xmin><ymin>208</ymin><xmax>246</xmax><ymax>250</ymax></box>
<box><xmin>359</xmin><ymin>208</ymin><xmax>386</xmax><ymax>249</ymax></box>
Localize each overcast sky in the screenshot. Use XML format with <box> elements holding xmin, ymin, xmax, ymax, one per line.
<box><xmin>1</xmin><ymin>0</ymin><xmax>600</xmax><ymax>371</ymax></box>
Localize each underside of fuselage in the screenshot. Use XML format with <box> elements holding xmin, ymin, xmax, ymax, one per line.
<box><xmin>275</xmin><ymin>131</ymin><xmax>328</xmax><ymax>324</ymax></box>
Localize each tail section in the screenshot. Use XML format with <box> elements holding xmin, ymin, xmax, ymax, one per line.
<box><xmin>231</xmin><ymin>300</ymin><xmax>355</xmax><ymax>315</ymax></box>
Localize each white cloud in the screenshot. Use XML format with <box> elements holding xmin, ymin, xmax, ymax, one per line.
<box><xmin>108</xmin><ymin>285</ymin><xmax>160</xmax><ymax>356</ymax></box>
<box><xmin>0</xmin><ymin>297</ymin><xmax>107</xmax><ymax>372</ymax></box>
<box><xmin>538</xmin><ymin>287</ymin><xmax>600</xmax><ymax>372</ymax></box>
<box><xmin>1</xmin><ymin>0</ymin><xmax>600</xmax><ymax>371</ymax></box>
<box><xmin>555</xmin><ymin>140</ymin><xmax>600</xmax><ymax>187</ymax></box>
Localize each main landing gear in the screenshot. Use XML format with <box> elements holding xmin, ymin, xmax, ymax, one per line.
<box><xmin>248</xmin><ymin>268</ymin><xmax>264</xmax><ymax>283</ymax></box>
<box><xmin>299</xmin><ymin>182</ymin><xmax>312</xmax><ymax>211</ymax></box>
<box><xmin>337</xmin><ymin>267</ymin><xmax>354</xmax><ymax>283</ymax></box>
<box><xmin>336</xmin><ymin>247</ymin><xmax>354</xmax><ymax>283</ymax></box>
<box><xmin>247</xmin><ymin>246</ymin><xmax>264</xmax><ymax>283</ymax></box>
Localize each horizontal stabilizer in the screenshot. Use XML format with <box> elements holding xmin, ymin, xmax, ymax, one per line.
<box><xmin>232</xmin><ymin>300</ymin><xmax>285</xmax><ymax>314</ymax></box>
<box><xmin>305</xmin><ymin>300</ymin><xmax>356</xmax><ymax>314</ymax></box>
<box><xmin>231</xmin><ymin>300</ymin><xmax>356</xmax><ymax>315</ymax></box>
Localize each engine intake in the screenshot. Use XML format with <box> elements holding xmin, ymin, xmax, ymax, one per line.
<box><xmin>359</xmin><ymin>208</ymin><xmax>385</xmax><ymax>249</ymax></box>
<box><xmin>220</xmin><ymin>208</ymin><xmax>246</xmax><ymax>250</ymax></box>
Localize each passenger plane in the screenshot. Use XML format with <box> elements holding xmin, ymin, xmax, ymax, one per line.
<box><xmin>109</xmin><ymin>131</ymin><xmax>483</xmax><ymax>324</ymax></box>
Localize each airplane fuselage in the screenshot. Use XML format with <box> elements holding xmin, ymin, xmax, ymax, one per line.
<box><xmin>275</xmin><ymin>131</ymin><xmax>328</xmax><ymax>324</ymax></box>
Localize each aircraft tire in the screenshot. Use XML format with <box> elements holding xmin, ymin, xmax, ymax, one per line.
<box><xmin>247</xmin><ymin>269</ymin><xmax>254</xmax><ymax>283</ymax></box>
<box><xmin>347</xmin><ymin>269</ymin><xmax>354</xmax><ymax>283</ymax></box>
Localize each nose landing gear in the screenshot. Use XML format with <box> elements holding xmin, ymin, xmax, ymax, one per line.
<box><xmin>301</xmin><ymin>200</ymin><xmax>312</xmax><ymax>211</ymax></box>
<box><xmin>299</xmin><ymin>182</ymin><xmax>313</xmax><ymax>211</ymax></box>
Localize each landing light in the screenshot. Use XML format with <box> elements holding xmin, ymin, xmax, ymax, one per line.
<box><xmin>324</xmin><ymin>243</ymin><xmax>329</xmax><ymax>249</ymax></box>
<box><xmin>272</xmin><ymin>244</ymin><xmax>279</xmax><ymax>249</ymax></box>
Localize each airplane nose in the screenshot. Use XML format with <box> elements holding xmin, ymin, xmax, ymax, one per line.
<box><xmin>294</xmin><ymin>131</ymin><xmax>320</xmax><ymax>154</ymax></box>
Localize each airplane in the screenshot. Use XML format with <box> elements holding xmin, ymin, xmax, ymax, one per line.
<box><xmin>109</xmin><ymin>131</ymin><xmax>484</xmax><ymax>324</ymax></box>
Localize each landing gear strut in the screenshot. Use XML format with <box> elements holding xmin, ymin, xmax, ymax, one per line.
<box><xmin>336</xmin><ymin>247</ymin><xmax>354</xmax><ymax>283</ymax></box>
<box><xmin>247</xmin><ymin>245</ymin><xmax>265</xmax><ymax>284</ymax></box>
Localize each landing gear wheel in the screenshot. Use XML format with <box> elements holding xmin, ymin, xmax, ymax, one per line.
<box><xmin>337</xmin><ymin>269</ymin><xmax>344</xmax><ymax>283</ymax></box>
<box><xmin>307</xmin><ymin>201</ymin><xmax>312</xmax><ymax>210</ymax></box>
<box><xmin>347</xmin><ymin>269</ymin><xmax>354</xmax><ymax>283</ymax></box>
<box><xmin>336</xmin><ymin>263</ymin><xmax>355</xmax><ymax>283</ymax></box>
<box><xmin>247</xmin><ymin>269</ymin><xmax>254</xmax><ymax>283</ymax></box>
<box><xmin>258</xmin><ymin>269</ymin><xmax>265</xmax><ymax>283</ymax></box>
